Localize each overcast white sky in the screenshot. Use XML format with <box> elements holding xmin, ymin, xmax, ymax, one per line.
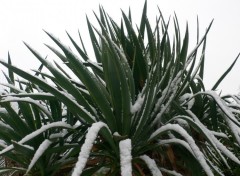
<box><xmin>0</xmin><ymin>0</ymin><xmax>240</xmax><ymax>94</ymax></box>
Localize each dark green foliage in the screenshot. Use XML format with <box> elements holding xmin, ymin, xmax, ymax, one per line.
<box><xmin>0</xmin><ymin>2</ymin><xmax>239</xmax><ymax>176</ymax></box>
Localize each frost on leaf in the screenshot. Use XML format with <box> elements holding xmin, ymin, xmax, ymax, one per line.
<box><xmin>119</xmin><ymin>139</ymin><xmax>132</xmax><ymax>176</ymax></box>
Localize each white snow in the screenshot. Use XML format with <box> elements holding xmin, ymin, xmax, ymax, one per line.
<box><xmin>196</xmin><ymin>91</ymin><xmax>240</xmax><ymax>146</ymax></box>
<box><xmin>210</xmin><ymin>131</ymin><xmax>228</xmax><ymax>139</ymax></box>
<box><xmin>0</xmin><ymin>121</ymin><xmax>74</xmax><ymax>155</ymax></box>
<box><xmin>61</xmin><ymin>92</ymin><xmax>96</xmax><ymax>122</ymax></box>
<box><xmin>185</xmin><ymin>110</ymin><xmax>230</xmax><ymax>168</ymax></box>
<box><xmin>158</xmin><ymin>138</ymin><xmax>193</xmax><ymax>155</ymax></box>
<box><xmin>0</xmin><ymin>121</ymin><xmax>13</xmax><ymax>130</ymax></box>
<box><xmin>86</xmin><ymin>60</ymin><xmax>103</xmax><ymax>72</ymax></box>
<box><xmin>139</xmin><ymin>155</ymin><xmax>162</xmax><ymax>176</ymax></box>
<box><xmin>149</xmin><ymin>124</ymin><xmax>214</xmax><ymax>176</ymax></box>
<box><xmin>72</xmin><ymin>122</ymin><xmax>110</xmax><ymax>176</ymax></box>
<box><xmin>0</xmin><ymin>83</ymin><xmax>25</xmax><ymax>93</ymax></box>
<box><xmin>224</xmin><ymin>115</ymin><xmax>240</xmax><ymax>145</ymax></box>
<box><xmin>232</xmin><ymin>95</ymin><xmax>240</xmax><ymax>104</ymax></box>
<box><xmin>2</xmin><ymin>92</ymin><xmax>54</xmax><ymax>99</ymax></box>
<box><xmin>152</xmin><ymin>71</ymin><xmax>183</xmax><ymax>125</ymax></box>
<box><xmin>179</xmin><ymin>93</ymin><xmax>195</xmax><ymax>109</ymax></box>
<box><xmin>179</xmin><ymin>93</ymin><xmax>191</xmax><ymax>102</ymax></box>
<box><xmin>119</xmin><ymin>139</ymin><xmax>132</xmax><ymax>176</ymax></box>
<box><xmin>49</xmin><ymin>133</ymin><xmax>63</xmax><ymax>139</ymax></box>
<box><xmin>229</xmin><ymin>108</ymin><xmax>240</xmax><ymax>115</ymax></box>
<box><xmin>11</xmin><ymin>142</ymin><xmax>34</xmax><ymax>151</ymax></box>
<box><xmin>194</xmin><ymin>74</ymin><xmax>202</xmax><ymax>81</ymax></box>
<box><xmin>1</xmin><ymin>96</ymin><xmax>51</xmax><ymax>118</ymax></box>
<box><xmin>202</xmin><ymin>91</ymin><xmax>240</xmax><ymax>127</ymax></box>
<box><xmin>187</xmin><ymin>91</ymin><xmax>240</xmax><ymax>164</ymax></box>
<box><xmin>0</xmin><ymin>140</ymin><xmax>7</xmax><ymax>148</ymax></box>
<box><xmin>113</xmin><ymin>132</ymin><xmax>121</xmax><ymax>137</ymax></box>
<box><xmin>10</xmin><ymin>102</ymin><xmax>19</xmax><ymax>113</ymax></box>
<box><xmin>208</xmin><ymin>133</ymin><xmax>240</xmax><ymax>165</ymax></box>
<box><xmin>22</xmin><ymin>144</ymin><xmax>34</xmax><ymax>150</ymax></box>
<box><xmin>222</xmin><ymin>111</ymin><xmax>240</xmax><ymax>146</ymax></box>
<box><xmin>205</xmin><ymin>158</ymin><xmax>225</xmax><ymax>176</ymax></box>
<box><xmin>26</xmin><ymin>139</ymin><xmax>52</xmax><ymax>174</ymax></box>
<box><xmin>174</xmin><ymin>118</ymin><xmax>189</xmax><ymax>129</ymax></box>
<box><xmin>159</xmin><ymin>168</ymin><xmax>183</xmax><ymax>176</ymax></box>
<box><xmin>152</xmin><ymin>87</ymin><xmax>177</xmax><ymax>125</ymax></box>
<box><xmin>0</xmin><ymin>108</ymin><xmax>7</xmax><ymax>114</ymax></box>
<box><xmin>131</xmin><ymin>94</ymin><xmax>144</xmax><ymax>114</ymax></box>
<box><xmin>3</xmin><ymin>68</ymin><xmax>97</xmax><ymax>123</ymax></box>
<box><xmin>187</xmin><ymin>110</ymin><xmax>240</xmax><ymax>167</ymax></box>
<box><xmin>210</xmin><ymin>130</ymin><xmax>239</xmax><ymax>166</ymax></box>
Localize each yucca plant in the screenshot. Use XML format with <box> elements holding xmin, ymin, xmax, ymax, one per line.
<box><xmin>0</xmin><ymin>2</ymin><xmax>240</xmax><ymax>175</ymax></box>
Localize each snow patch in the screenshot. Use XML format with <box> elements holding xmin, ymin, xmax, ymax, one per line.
<box><xmin>139</xmin><ymin>155</ymin><xmax>162</xmax><ymax>176</ymax></box>
<box><xmin>120</xmin><ymin>139</ymin><xmax>132</xmax><ymax>176</ymax></box>
<box><xmin>72</xmin><ymin>122</ymin><xmax>110</xmax><ymax>176</ymax></box>
<box><xmin>150</xmin><ymin>124</ymin><xmax>214</xmax><ymax>176</ymax></box>
<box><xmin>159</xmin><ymin>168</ymin><xmax>183</xmax><ymax>176</ymax></box>
<box><xmin>131</xmin><ymin>94</ymin><xmax>144</xmax><ymax>114</ymax></box>
<box><xmin>1</xmin><ymin>96</ymin><xmax>51</xmax><ymax>117</ymax></box>
<box><xmin>158</xmin><ymin>138</ymin><xmax>193</xmax><ymax>155</ymax></box>
<box><xmin>0</xmin><ymin>121</ymin><xmax>74</xmax><ymax>155</ymax></box>
<box><xmin>0</xmin><ymin>140</ymin><xmax>7</xmax><ymax>148</ymax></box>
<box><xmin>179</xmin><ymin>93</ymin><xmax>195</xmax><ymax>109</ymax></box>
<box><xmin>26</xmin><ymin>139</ymin><xmax>52</xmax><ymax>174</ymax></box>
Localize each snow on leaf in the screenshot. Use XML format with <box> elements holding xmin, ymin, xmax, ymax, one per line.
<box><xmin>49</xmin><ymin>133</ymin><xmax>64</xmax><ymax>139</ymax></box>
<box><xmin>0</xmin><ymin>121</ymin><xmax>13</xmax><ymax>131</ymax></box>
<box><xmin>205</xmin><ymin>158</ymin><xmax>225</xmax><ymax>176</ymax></box>
<box><xmin>179</xmin><ymin>93</ymin><xmax>195</xmax><ymax>110</ymax></box>
<box><xmin>0</xmin><ymin>108</ymin><xmax>7</xmax><ymax>114</ymax></box>
<box><xmin>149</xmin><ymin>124</ymin><xmax>214</xmax><ymax>176</ymax></box>
<box><xmin>0</xmin><ymin>140</ymin><xmax>7</xmax><ymax>148</ymax></box>
<box><xmin>223</xmin><ymin>114</ymin><xmax>240</xmax><ymax>145</ymax></box>
<box><xmin>139</xmin><ymin>155</ymin><xmax>162</xmax><ymax>176</ymax></box>
<box><xmin>210</xmin><ymin>131</ymin><xmax>228</xmax><ymax>139</ymax></box>
<box><xmin>1</xmin><ymin>96</ymin><xmax>51</xmax><ymax>117</ymax></box>
<box><xmin>187</xmin><ymin>110</ymin><xmax>240</xmax><ymax>165</ymax></box>
<box><xmin>0</xmin><ymin>121</ymin><xmax>74</xmax><ymax>155</ymax></box>
<box><xmin>131</xmin><ymin>94</ymin><xmax>144</xmax><ymax>114</ymax></box>
<box><xmin>86</xmin><ymin>60</ymin><xmax>103</xmax><ymax>72</ymax></box>
<box><xmin>174</xmin><ymin>118</ymin><xmax>190</xmax><ymax>129</ymax></box>
<box><xmin>181</xmin><ymin>112</ymin><xmax>230</xmax><ymax>168</ymax></box>
<box><xmin>0</xmin><ymin>83</ymin><xmax>25</xmax><ymax>93</ymax></box>
<box><xmin>12</xmin><ymin>141</ymin><xmax>34</xmax><ymax>151</ymax></box>
<box><xmin>159</xmin><ymin>168</ymin><xmax>183</xmax><ymax>176</ymax></box>
<box><xmin>158</xmin><ymin>138</ymin><xmax>193</xmax><ymax>155</ymax></box>
<box><xmin>208</xmin><ymin>132</ymin><xmax>236</xmax><ymax>166</ymax></box>
<box><xmin>26</xmin><ymin>139</ymin><xmax>52</xmax><ymax>174</ymax></box>
<box><xmin>119</xmin><ymin>139</ymin><xmax>132</xmax><ymax>176</ymax></box>
<box><xmin>0</xmin><ymin>167</ymin><xmax>26</xmax><ymax>174</ymax></box>
<box><xmin>72</xmin><ymin>122</ymin><xmax>110</xmax><ymax>176</ymax></box>
<box><xmin>201</xmin><ymin>91</ymin><xmax>240</xmax><ymax>127</ymax></box>
<box><xmin>152</xmin><ymin>71</ymin><xmax>183</xmax><ymax>125</ymax></box>
<box><xmin>1</xmin><ymin>92</ymin><xmax>54</xmax><ymax>99</ymax></box>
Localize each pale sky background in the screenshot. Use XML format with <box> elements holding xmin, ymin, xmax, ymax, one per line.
<box><xmin>0</xmin><ymin>0</ymin><xmax>240</xmax><ymax>94</ymax></box>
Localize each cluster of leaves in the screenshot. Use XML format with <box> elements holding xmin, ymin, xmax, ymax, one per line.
<box><xmin>0</xmin><ymin>2</ymin><xmax>240</xmax><ymax>175</ymax></box>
